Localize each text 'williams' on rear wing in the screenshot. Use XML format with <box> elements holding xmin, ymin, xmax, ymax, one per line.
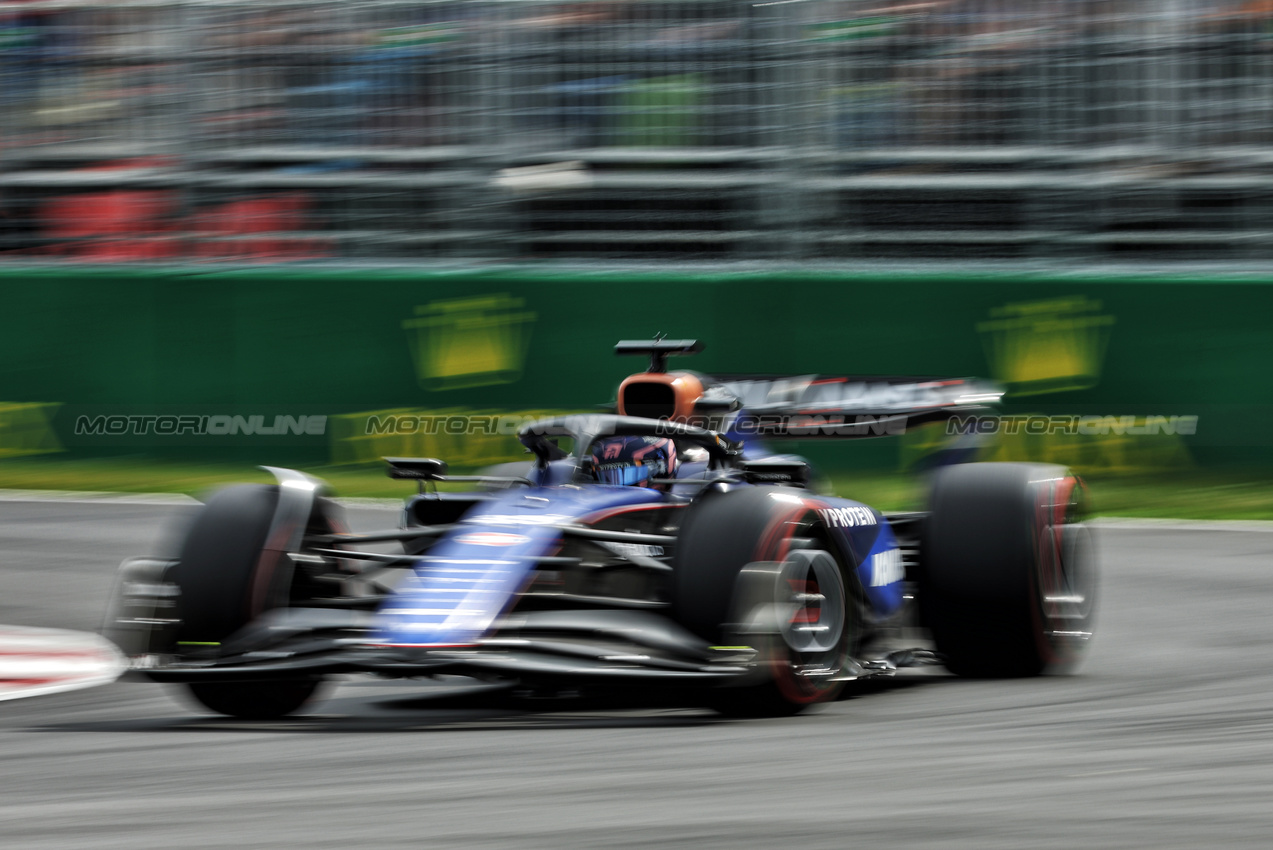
<box><xmin>712</xmin><ymin>374</ymin><xmax>1003</xmax><ymax>439</ymax></box>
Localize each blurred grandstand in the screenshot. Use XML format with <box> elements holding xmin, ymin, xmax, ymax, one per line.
<box><xmin>2</xmin><ymin>0</ymin><xmax>1273</xmax><ymax>264</ymax></box>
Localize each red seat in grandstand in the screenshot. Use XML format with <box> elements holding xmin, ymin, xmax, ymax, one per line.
<box><xmin>41</xmin><ymin>190</ymin><xmax>179</xmax><ymax>260</ymax></box>
<box><xmin>193</xmin><ymin>193</ymin><xmax>329</xmax><ymax>262</ymax></box>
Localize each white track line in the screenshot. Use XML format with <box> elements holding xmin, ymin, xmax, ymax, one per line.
<box><xmin>0</xmin><ymin>626</ymin><xmax>126</xmax><ymax>701</ymax></box>
<box><xmin>1090</xmin><ymin>517</ymin><xmax>1273</xmax><ymax>533</ymax></box>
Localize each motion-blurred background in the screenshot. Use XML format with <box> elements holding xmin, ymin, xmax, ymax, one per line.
<box><xmin>7</xmin><ymin>0</ymin><xmax>1273</xmax><ymax>261</ymax></box>
<box><xmin>1</xmin><ymin>0</ymin><xmax>1271</xmax><ymax>516</ymax></box>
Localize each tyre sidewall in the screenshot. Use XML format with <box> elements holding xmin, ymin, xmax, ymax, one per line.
<box><xmin>167</xmin><ymin>484</ymin><xmax>281</xmax><ymax>647</ymax></box>
<box><xmin>921</xmin><ymin>462</ymin><xmax>1096</xmax><ymax>677</ymax></box>
<box><xmin>673</xmin><ymin>486</ymin><xmax>855</xmax><ymax>712</ymax></box>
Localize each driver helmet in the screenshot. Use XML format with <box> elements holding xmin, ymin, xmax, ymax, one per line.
<box><xmin>589</xmin><ymin>436</ymin><xmax>677</xmax><ymax>487</ymax></box>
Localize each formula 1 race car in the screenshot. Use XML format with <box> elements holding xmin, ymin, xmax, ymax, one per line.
<box><xmin>106</xmin><ymin>339</ymin><xmax>1097</xmax><ymax>718</ymax></box>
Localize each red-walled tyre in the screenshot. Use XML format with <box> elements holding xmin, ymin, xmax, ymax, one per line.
<box><xmin>920</xmin><ymin>463</ymin><xmax>1097</xmax><ymax>677</ymax></box>
<box><xmin>673</xmin><ymin>486</ymin><xmax>858</xmax><ymax>716</ymax></box>
<box><xmin>166</xmin><ymin>484</ymin><xmax>323</xmax><ymax>718</ymax></box>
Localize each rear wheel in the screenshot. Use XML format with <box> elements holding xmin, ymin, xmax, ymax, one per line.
<box><xmin>673</xmin><ymin>487</ymin><xmax>857</xmax><ymax>716</ymax></box>
<box><xmin>921</xmin><ymin>463</ymin><xmax>1097</xmax><ymax>677</ymax></box>
<box><xmin>167</xmin><ymin>484</ymin><xmax>327</xmax><ymax>718</ymax></box>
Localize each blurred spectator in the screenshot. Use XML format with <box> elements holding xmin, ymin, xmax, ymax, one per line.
<box><xmin>2</xmin><ymin>0</ymin><xmax>1271</xmax><ymax>262</ymax></box>
<box><xmin>0</xmin><ymin>190</ymin><xmax>36</xmax><ymax>253</ymax></box>
<box><xmin>812</xmin><ymin>1</ymin><xmax>917</xmax><ymax>151</ymax></box>
<box><xmin>902</xmin><ymin>0</ymin><xmax>1061</xmax><ymax>146</ymax></box>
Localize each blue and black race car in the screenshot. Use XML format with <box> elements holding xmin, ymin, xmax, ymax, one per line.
<box><xmin>106</xmin><ymin>339</ymin><xmax>1097</xmax><ymax>718</ymax></box>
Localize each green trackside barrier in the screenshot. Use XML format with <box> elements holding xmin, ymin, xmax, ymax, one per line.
<box><xmin>0</xmin><ymin>267</ymin><xmax>1270</xmax><ymax>472</ymax></box>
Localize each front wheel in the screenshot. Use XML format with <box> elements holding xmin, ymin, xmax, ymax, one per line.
<box><xmin>166</xmin><ymin>483</ymin><xmax>330</xmax><ymax>718</ymax></box>
<box><xmin>186</xmin><ymin>680</ymin><xmax>323</xmax><ymax>721</ymax></box>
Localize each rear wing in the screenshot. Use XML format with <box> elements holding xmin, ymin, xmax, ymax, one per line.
<box><xmin>712</xmin><ymin>374</ymin><xmax>1002</xmax><ymax>439</ymax></box>
<box><xmin>615</xmin><ymin>338</ymin><xmax>703</xmax><ymax>373</ymax></box>
<box><xmin>605</xmin><ymin>337</ymin><xmax>1001</xmax><ymax>440</ymax></box>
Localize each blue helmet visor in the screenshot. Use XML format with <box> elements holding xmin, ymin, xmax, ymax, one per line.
<box><xmin>595</xmin><ymin>464</ymin><xmax>651</xmax><ymax>486</ymax></box>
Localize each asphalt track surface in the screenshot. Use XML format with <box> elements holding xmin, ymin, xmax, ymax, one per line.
<box><xmin>2</xmin><ymin>500</ymin><xmax>1272</xmax><ymax>849</ymax></box>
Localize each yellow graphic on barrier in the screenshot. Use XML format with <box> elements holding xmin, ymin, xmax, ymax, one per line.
<box><xmin>977</xmin><ymin>417</ymin><xmax>1193</xmax><ymax>474</ymax></box>
<box><xmin>0</xmin><ymin>403</ymin><xmax>63</xmax><ymax>458</ymax></box>
<box><xmin>330</xmin><ymin>408</ymin><xmax>573</xmax><ymax>469</ymax></box>
<box><xmin>900</xmin><ymin>416</ymin><xmax>1193</xmax><ymax>475</ymax></box>
<box><xmin>978</xmin><ymin>296</ymin><xmax>1115</xmax><ymax>396</ymax></box>
<box><xmin>403</xmin><ymin>294</ymin><xmax>536</xmax><ymax>391</ymax></box>
<box><xmin>898</xmin><ymin>421</ymin><xmax>954</xmax><ymax>472</ymax></box>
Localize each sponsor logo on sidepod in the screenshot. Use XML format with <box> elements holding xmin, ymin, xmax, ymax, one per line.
<box><xmin>871</xmin><ymin>548</ymin><xmax>904</xmax><ymax>586</ymax></box>
<box><xmin>454</xmin><ymin>532</ymin><xmax>532</xmax><ymax>547</ymax></box>
<box><xmin>816</xmin><ymin>506</ymin><xmax>877</xmax><ymax>529</ymax></box>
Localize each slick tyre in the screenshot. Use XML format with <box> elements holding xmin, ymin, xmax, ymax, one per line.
<box><xmin>167</xmin><ymin>484</ymin><xmax>324</xmax><ymax>719</ymax></box>
<box><xmin>186</xmin><ymin>680</ymin><xmax>321</xmax><ymax>721</ymax></box>
<box><xmin>921</xmin><ymin>463</ymin><xmax>1097</xmax><ymax>678</ymax></box>
<box><xmin>673</xmin><ymin>487</ymin><xmax>857</xmax><ymax>716</ymax></box>
<box><xmin>168</xmin><ymin>485</ymin><xmax>281</xmax><ymax>646</ymax></box>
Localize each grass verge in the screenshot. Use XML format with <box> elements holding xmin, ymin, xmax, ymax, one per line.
<box><xmin>2</xmin><ymin>457</ymin><xmax>1271</xmax><ymax>520</ymax></box>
